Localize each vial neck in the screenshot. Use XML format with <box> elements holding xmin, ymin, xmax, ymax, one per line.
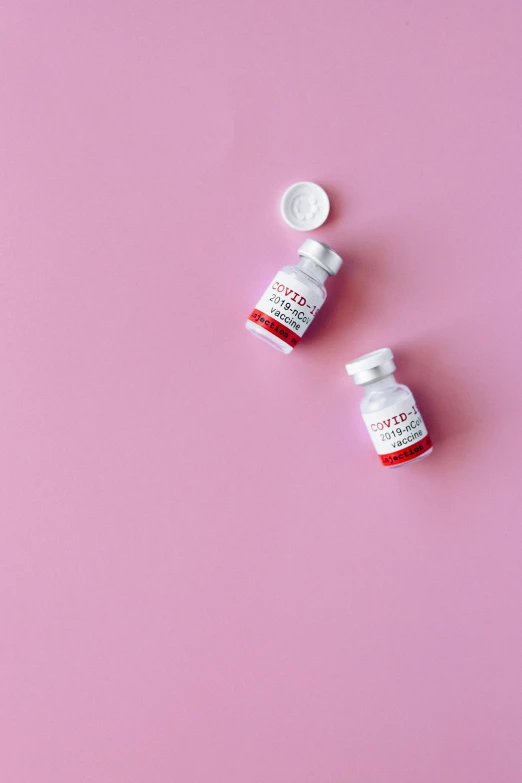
<box><xmin>296</xmin><ymin>256</ymin><xmax>329</xmax><ymax>284</ymax></box>
<box><xmin>362</xmin><ymin>373</ymin><xmax>397</xmax><ymax>395</ymax></box>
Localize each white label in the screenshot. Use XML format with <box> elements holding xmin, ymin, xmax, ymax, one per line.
<box><xmin>362</xmin><ymin>392</ymin><xmax>432</xmax><ymax>466</ymax></box>
<box><xmin>247</xmin><ymin>270</ymin><xmax>324</xmax><ymax>349</ymax></box>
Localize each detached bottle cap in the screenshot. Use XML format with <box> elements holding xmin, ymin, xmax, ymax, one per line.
<box><xmin>299</xmin><ymin>238</ymin><xmax>343</xmax><ymax>276</ymax></box>
<box><xmin>346</xmin><ymin>347</ymin><xmax>396</xmax><ymax>385</ymax></box>
<box><xmin>281</xmin><ymin>182</ymin><xmax>330</xmax><ymax>230</ymax></box>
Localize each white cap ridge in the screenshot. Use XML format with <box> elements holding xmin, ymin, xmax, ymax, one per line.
<box><xmin>346</xmin><ymin>348</ymin><xmax>396</xmax><ymax>385</ymax></box>
<box><xmin>281</xmin><ymin>182</ymin><xmax>330</xmax><ymax>231</ymax></box>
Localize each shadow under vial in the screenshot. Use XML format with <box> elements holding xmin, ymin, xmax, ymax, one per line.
<box><xmin>393</xmin><ymin>343</ymin><xmax>478</xmax><ymax>457</ymax></box>
<box><xmin>303</xmin><ymin>235</ymin><xmax>394</xmax><ymax>347</ymax></box>
<box><xmin>306</xmin><ymin>236</ymin><xmax>396</xmax><ymax>358</ymax></box>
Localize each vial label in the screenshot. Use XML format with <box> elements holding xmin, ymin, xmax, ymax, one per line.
<box><xmin>362</xmin><ymin>392</ymin><xmax>432</xmax><ymax>467</ymax></box>
<box><xmin>247</xmin><ymin>270</ymin><xmax>323</xmax><ymax>349</ymax></box>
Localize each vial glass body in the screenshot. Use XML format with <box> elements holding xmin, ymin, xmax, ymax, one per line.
<box><xmin>245</xmin><ymin>259</ymin><xmax>328</xmax><ymax>353</ymax></box>
<box><xmin>360</xmin><ymin>375</ymin><xmax>433</xmax><ymax>468</ymax></box>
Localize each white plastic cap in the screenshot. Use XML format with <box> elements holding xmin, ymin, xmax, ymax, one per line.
<box><xmin>346</xmin><ymin>347</ymin><xmax>396</xmax><ymax>385</ymax></box>
<box><xmin>281</xmin><ymin>182</ymin><xmax>330</xmax><ymax>231</ymax></box>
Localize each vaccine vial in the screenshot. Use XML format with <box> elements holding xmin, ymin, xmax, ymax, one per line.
<box><xmin>245</xmin><ymin>239</ymin><xmax>343</xmax><ymax>353</ymax></box>
<box><xmin>345</xmin><ymin>348</ymin><xmax>433</xmax><ymax>467</ymax></box>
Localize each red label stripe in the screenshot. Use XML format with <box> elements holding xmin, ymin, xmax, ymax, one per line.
<box><xmin>380</xmin><ymin>434</ymin><xmax>433</xmax><ymax>467</ymax></box>
<box><xmin>248</xmin><ymin>309</ymin><xmax>301</xmax><ymax>348</ymax></box>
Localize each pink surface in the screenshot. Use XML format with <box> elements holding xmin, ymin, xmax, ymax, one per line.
<box><xmin>1</xmin><ymin>1</ymin><xmax>522</xmax><ymax>781</ymax></box>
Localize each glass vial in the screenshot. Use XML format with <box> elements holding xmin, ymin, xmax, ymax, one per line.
<box><xmin>345</xmin><ymin>348</ymin><xmax>433</xmax><ymax>468</ymax></box>
<box><xmin>245</xmin><ymin>239</ymin><xmax>343</xmax><ymax>353</ymax></box>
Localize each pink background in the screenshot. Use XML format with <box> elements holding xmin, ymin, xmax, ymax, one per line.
<box><xmin>1</xmin><ymin>1</ymin><xmax>522</xmax><ymax>781</ymax></box>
